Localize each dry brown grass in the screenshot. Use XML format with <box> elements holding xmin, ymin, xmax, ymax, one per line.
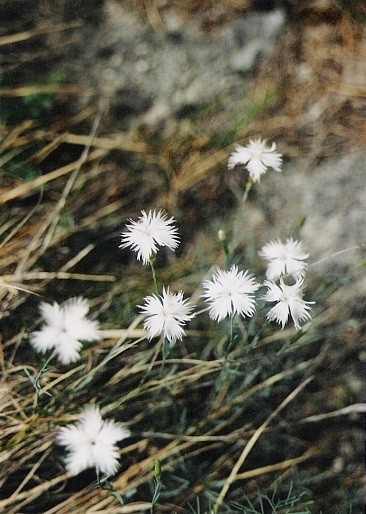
<box><xmin>1</xmin><ymin>2</ymin><xmax>365</xmax><ymax>513</ymax></box>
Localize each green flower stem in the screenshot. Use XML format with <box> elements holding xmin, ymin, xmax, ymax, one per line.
<box><xmin>225</xmin><ymin>316</ymin><xmax>235</xmax><ymax>358</ymax></box>
<box><xmin>149</xmin><ymin>259</ymin><xmax>159</xmax><ymax>296</ymax></box>
<box><xmin>91</xmin><ymin>472</ymin><xmax>124</xmax><ymax>505</ymax></box>
<box><xmin>151</xmin><ymin>459</ymin><xmax>162</xmax><ymax>513</ymax></box>
<box><xmin>24</xmin><ymin>352</ymin><xmax>54</xmax><ymax>411</ymax></box>
<box><xmin>161</xmin><ymin>337</ymin><xmax>169</xmax><ymax>375</ymax></box>
<box><xmin>229</xmin><ymin>177</ymin><xmax>253</xmax><ymax>259</ymax></box>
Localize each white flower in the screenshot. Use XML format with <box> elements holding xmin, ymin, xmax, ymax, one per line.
<box><xmin>30</xmin><ymin>297</ymin><xmax>101</xmax><ymax>365</ymax></box>
<box><xmin>259</xmin><ymin>237</ymin><xmax>309</xmax><ymax>280</ymax></box>
<box><xmin>202</xmin><ymin>265</ymin><xmax>260</xmax><ymax>322</ymax></box>
<box><xmin>120</xmin><ymin>210</ymin><xmax>179</xmax><ymax>264</ymax></box>
<box><xmin>57</xmin><ymin>405</ymin><xmax>130</xmax><ymax>476</ymax></box>
<box><xmin>261</xmin><ymin>279</ymin><xmax>314</xmax><ymax>330</ymax></box>
<box><xmin>228</xmin><ymin>138</ymin><xmax>283</xmax><ymax>182</ymax></box>
<box><xmin>139</xmin><ymin>287</ymin><xmax>195</xmax><ymax>343</ymax></box>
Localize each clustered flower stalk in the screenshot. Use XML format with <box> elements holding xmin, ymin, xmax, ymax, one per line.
<box><xmin>26</xmin><ymin>136</ymin><xmax>315</xmax><ymax>496</ymax></box>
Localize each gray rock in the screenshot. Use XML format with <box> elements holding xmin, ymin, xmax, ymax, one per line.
<box><xmin>249</xmin><ymin>151</ymin><xmax>366</xmax><ymax>279</ymax></box>
<box><xmin>228</xmin><ymin>9</ymin><xmax>286</xmax><ymax>74</ymax></box>
<box><xmin>54</xmin><ymin>2</ymin><xmax>286</xmax><ymax>127</ymax></box>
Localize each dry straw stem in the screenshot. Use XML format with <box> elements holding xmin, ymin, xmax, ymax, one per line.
<box><xmin>63</xmin><ymin>505</ymin><xmax>152</xmax><ymax>514</ymax></box>
<box><xmin>0</xmin><ymin>20</ymin><xmax>82</xmax><ymax>47</ymax></box>
<box><xmin>211</xmin><ymin>376</ymin><xmax>314</xmax><ymax>513</ymax></box>
<box><xmin>1</xmin><ymin>270</ymin><xmax>115</xmax><ymax>284</ymax></box>
<box><xmin>299</xmin><ymin>403</ymin><xmax>366</xmax><ymax>423</ymax></box>
<box><xmin>61</xmin><ymin>133</ymin><xmax>147</xmax><ymax>153</ymax></box>
<box><xmin>88</xmin><ymin>505</ymin><xmax>152</xmax><ymax>514</ymax></box>
<box><xmin>100</xmin><ymin>355</ymin><xmax>224</xmax><ymax>405</ymax></box>
<box><xmin>234</xmin><ymin>445</ymin><xmax>319</xmax><ymax>481</ymax></box>
<box><xmin>0</xmin><ymin>85</ymin><xmax>91</xmax><ymax>96</ymax></box>
<box><xmin>143</xmin><ymin>0</ymin><xmax>168</xmax><ymax>34</ymax></box>
<box><xmin>0</xmin><ymin>474</ymin><xmax>68</xmax><ymax>514</ymax></box>
<box><xmin>43</xmin><ymin>489</ymin><xmax>151</xmax><ymax>514</ymax></box>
